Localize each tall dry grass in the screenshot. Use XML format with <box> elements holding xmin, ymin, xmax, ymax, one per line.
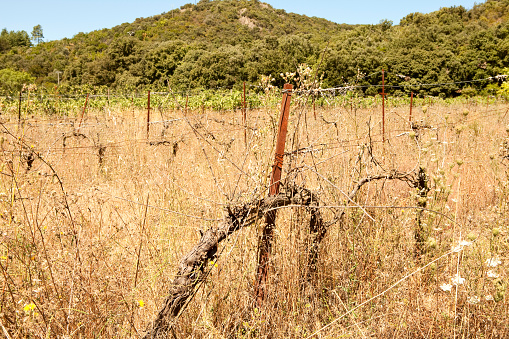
<box><xmin>0</xmin><ymin>97</ymin><xmax>508</xmax><ymax>338</ymax></box>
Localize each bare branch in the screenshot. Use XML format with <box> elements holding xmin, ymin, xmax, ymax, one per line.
<box><xmin>143</xmin><ymin>186</ymin><xmax>320</xmax><ymax>338</ymax></box>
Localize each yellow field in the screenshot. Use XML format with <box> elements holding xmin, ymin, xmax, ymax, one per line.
<box><xmin>1</xmin><ymin>98</ymin><xmax>508</xmax><ymax>338</ymax></box>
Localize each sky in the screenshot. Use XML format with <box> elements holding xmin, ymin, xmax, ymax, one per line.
<box><xmin>0</xmin><ymin>0</ymin><xmax>480</xmax><ymax>42</ymax></box>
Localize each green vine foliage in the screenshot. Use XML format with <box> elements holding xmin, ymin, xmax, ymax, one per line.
<box><xmin>498</xmin><ymin>68</ymin><xmax>509</xmax><ymax>99</ymax></box>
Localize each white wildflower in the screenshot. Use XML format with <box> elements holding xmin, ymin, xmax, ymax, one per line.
<box><xmin>467</xmin><ymin>296</ymin><xmax>480</xmax><ymax>304</ymax></box>
<box><xmin>451</xmin><ymin>274</ymin><xmax>465</xmax><ymax>286</ymax></box>
<box><xmin>487</xmin><ymin>270</ymin><xmax>500</xmax><ymax>279</ymax></box>
<box><xmin>452</xmin><ymin>240</ymin><xmax>472</xmax><ymax>253</ymax></box>
<box><xmin>485</xmin><ymin>258</ymin><xmax>502</xmax><ymax>267</ymax></box>
<box><xmin>440</xmin><ymin>283</ymin><xmax>453</xmax><ymax>292</ymax></box>
<box><xmin>452</xmin><ymin>245</ymin><xmax>463</xmax><ymax>253</ymax></box>
<box><xmin>485</xmin><ymin>295</ymin><xmax>494</xmax><ymax>301</ymax></box>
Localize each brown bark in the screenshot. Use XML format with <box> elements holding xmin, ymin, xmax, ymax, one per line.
<box><xmin>143</xmin><ymin>170</ymin><xmax>421</xmax><ymax>337</ymax></box>
<box><xmin>143</xmin><ymin>187</ymin><xmax>320</xmax><ymax>338</ymax></box>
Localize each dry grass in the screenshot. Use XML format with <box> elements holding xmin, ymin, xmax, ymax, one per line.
<box><xmin>0</xmin><ymin>98</ymin><xmax>508</xmax><ymax>338</ymax></box>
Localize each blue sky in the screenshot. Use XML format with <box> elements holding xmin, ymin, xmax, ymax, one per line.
<box><xmin>1</xmin><ymin>0</ymin><xmax>479</xmax><ymax>42</ymax></box>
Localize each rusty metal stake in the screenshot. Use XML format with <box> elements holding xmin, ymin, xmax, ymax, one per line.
<box><xmin>185</xmin><ymin>93</ymin><xmax>189</xmax><ymax>116</ymax></box>
<box><xmin>147</xmin><ymin>91</ymin><xmax>151</xmax><ymax>139</ymax></box>
<box><xmin>78</xmin><ymin>93</ymin><xmax>89</xmax><ymax>130</ymax></box>
<box><xmin>381</xmin><ymin>69</ymin><xmax>386</xmax><ymax>143</ymax></box>
<box><xmin>410</xmin><ymin>91</ymin><xmax>414</xmax><ymax>124</ymax></box>
<box><xmin>255</xmin><ymin>83</ymin><xmax>293</xmax><ymax>308</ymax></box>
<box><xmin>243</xmin><ymin>81</ymin><xmax>247</xmax><ymax>146</ymax></box>
<box><xmin>132</xmin><ymin>95</ymin><xmax>135</xmax><ymax>118</ymax></box>
<box><xmin>18</xmin><ymin>90</ymin><xmax>22</xmax><ymax>125</ymax></box>
<box><xmin>313</xmin><ymin>96</ymin><xmax>316</xmax><ymax>120</ymax></box>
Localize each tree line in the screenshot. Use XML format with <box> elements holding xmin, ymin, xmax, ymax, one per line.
<box><xmin>1</xmin><ymin>0</ymin><xmax>509</xmax><ymax>97</ymax></box>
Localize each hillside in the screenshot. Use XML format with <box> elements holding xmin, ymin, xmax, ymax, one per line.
<box><xmin>1</xmin><ymin>0</ymin><xmax>509</xmax><ymax>96</ymax></box>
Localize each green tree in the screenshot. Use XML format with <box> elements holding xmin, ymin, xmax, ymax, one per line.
<box><xmin>0</xmin><ymin>30</ymin><xmax>9</xmax><ymax>52</ymax></box>
<box><xmin>144</xmin><ymin>40</ymin><xmax>189</xmax><ymax>83</ymax></box>
<box><xmin>0</xmin><ymin>28</ymin><xmax>31</xmax><ymax>52</ymax></box>
<box><xmin>31</xmin><ymin>25</ymin><xmax>44</xmax><ymax>44</ymax></box>
<box><xmin>0</xmin><ymin>68</ymin><xmax>35</xmax><ymax>95</ymax></box>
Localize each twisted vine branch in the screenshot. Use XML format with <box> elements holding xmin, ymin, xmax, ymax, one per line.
<box><xmin>143</xmin><ymin>186</ymin><xmax>322</xmax><ymax>338</ymax></box>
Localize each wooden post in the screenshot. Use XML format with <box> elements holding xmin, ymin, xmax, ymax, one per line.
<box><xmin>381</xmin><ymin>69</ymin><xmax>386</xmax><ymax>143</ymax></box>
<box><xmin>78</xmin><ymin>93</ymin><xmax>89</xmax><ymax>129</ymax></box>
<box><xmin>409</xmin><ymin>91</ymin><xmax>414</xmax><ymax>124</ymax></box>
<box><xmin>255</xmin><ymin>83</ymin><xmax>293</xmax><ymax>307</ymax></box>
<box><xmin>147</xmin><ymin>91</ymin><xmax>151</xmax><ymax>139</ymax></box>
<box><xmin>243</xmin><ymin>81</ymin><xmax>247</xmax><ymax>146</ymax></box>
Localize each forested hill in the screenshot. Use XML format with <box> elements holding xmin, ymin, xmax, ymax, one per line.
<box><xmin>1</xmin><ymin>0</ymin><xmax>509</xmax><ymax>96</ymax></box>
